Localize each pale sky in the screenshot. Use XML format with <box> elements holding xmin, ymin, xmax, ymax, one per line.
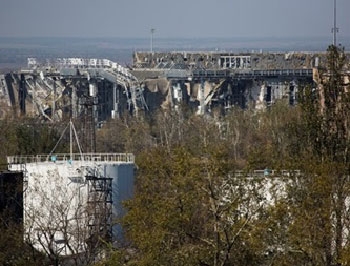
<box><xmin>0</xmin><ymin>0</ymin><xmax>349</xmax><ymax>39</ymax></box>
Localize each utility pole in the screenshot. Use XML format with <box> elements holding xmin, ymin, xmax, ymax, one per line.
<box><xmin>52</xmin><ymin>77</ymin><xmax>56</xmax><ymax>121</ymax></box>
<box><xmin>150</xmin><ymin>28</ymin><xmax>155</xmax><ymax>54</ymax></box>
<box><xmin>332</xmin><ymin>0</ymin><xmax>338</xmax><ymax>46</ymax></box>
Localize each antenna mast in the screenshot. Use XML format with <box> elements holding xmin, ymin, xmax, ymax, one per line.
<box><xmin>332</xmin><ymin>0</ymin><xmax>338</xmax><ymax>46</ymax></box>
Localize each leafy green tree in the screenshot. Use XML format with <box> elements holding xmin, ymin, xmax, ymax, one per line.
<box><xmin>121</xmin><ymin>138</ymin><xmax>275</xmax><ymax>265</ymax></box>
<box><xmin>281</xmin><ymin>45</ymin><xmax>350</xmax><ymax>265</ymax></box>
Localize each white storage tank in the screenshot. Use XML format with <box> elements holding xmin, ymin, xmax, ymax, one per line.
<box><xmin>7</xmin><ymin>153</ymin><xmax>135</xmax><ymax>257</ymax></box>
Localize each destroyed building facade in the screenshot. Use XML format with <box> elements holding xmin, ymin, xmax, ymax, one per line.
<box><xmin>0</xmin><ymin>51</ymin><xmax>328</xmax><ymax>121</ymax></box>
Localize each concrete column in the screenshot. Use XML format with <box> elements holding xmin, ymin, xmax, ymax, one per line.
<box><xmin>112</xmin><ymin>83</ymin><xmax>117</xmax><ymax>119</ymax></box>
<box><xmin>89</xmin><ymin>81</ymin><xmax>97</xmax><ymax>97</ymax></box>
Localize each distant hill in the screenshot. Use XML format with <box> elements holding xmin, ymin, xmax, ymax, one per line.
<box><xmin>0</xmin><ymin>36</ymin><xmax>349</xmax><ymax>69</ymax></box>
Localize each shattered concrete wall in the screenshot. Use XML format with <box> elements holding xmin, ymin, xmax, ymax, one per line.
<box><xmin>130</xmin><ymin>51</ymin><xmax>319</xmax><ymax>114</ymax></box>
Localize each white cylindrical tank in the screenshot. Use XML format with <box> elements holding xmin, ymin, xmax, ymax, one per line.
<box><xmin>7</xmin><ymin>153</ymin><xmax>135</xmax><ymax>256</ymax></box>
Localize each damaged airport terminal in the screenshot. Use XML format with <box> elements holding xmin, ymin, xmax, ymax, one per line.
<box><xmin>0</xmin><ymin>51</ymin><xmax>324</xmax><ymax>121</ymax></box>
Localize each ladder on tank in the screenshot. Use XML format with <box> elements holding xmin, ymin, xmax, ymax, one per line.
<box><xmin>85</xmin><ymin>167</ymin><xmax>113</xmax><ymax>250</ymax></box>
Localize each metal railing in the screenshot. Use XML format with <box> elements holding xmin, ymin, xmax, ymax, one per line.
<box><xmin>180</xmin><ymin>68</ymin><xmax>313</xmax><ymax>80</ymax></box>
<box><xmin>233</xmin><ymin>169</ymin><xmax>301</xmax><ymax>178</ymax></box>
<box><xmin>7</xmin><ymin>153</ymin><xmax>135</xmax><ymax>165</ymax></box>
<box><xmin>251</xmin><ymin>69</ymin><xmax>313</xmax><ymax>77</ymax></box>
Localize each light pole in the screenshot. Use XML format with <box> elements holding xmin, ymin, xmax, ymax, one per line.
<box><xmin>150</xmin><ymin>28</ymin><xmax>155</xmax><ymax>54</ymax></box>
